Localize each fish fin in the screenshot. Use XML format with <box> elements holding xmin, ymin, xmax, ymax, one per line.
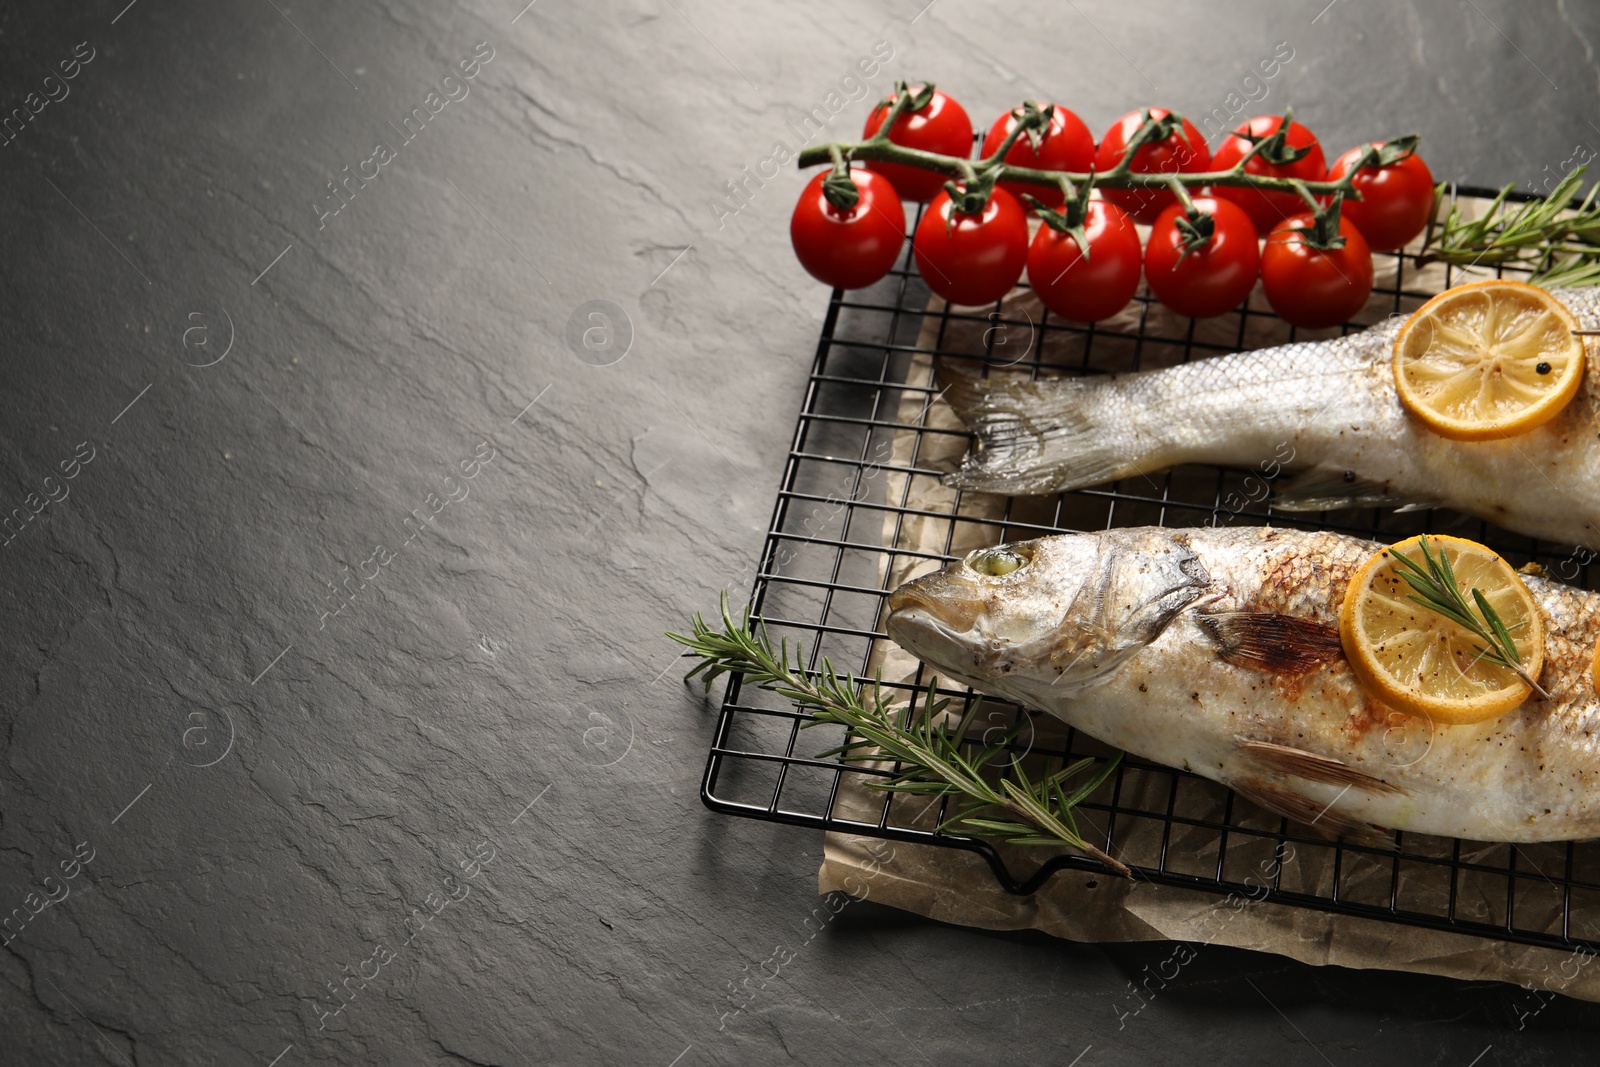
<box><xmin>1048</xmin><ymin>529</ymin><xmax>1212</xmax><ymax>692</ymax></box>
<box><xmin>938</xmin><ymin>368</ymin><xmax>1154</xmax><ymax>496</ymax></box>
<box><xmin>1228</xmin><ymin>776</ymin><xmax>1392</xmax><ymax>843</ymax></box>
<box><xmin>1196</xmin><ymin>612</ymin><xmax>1344</xmax><ymax>675</ymax></box>
<box><xmin>1271</xmin><ymin>465</ymin><xmax>1428</xmax><ymax>513</ymax></box>
<box><xmin>1235</xmin><ymin>740</ymin><xmax>1407</xmax><ymax>796</ymax></box>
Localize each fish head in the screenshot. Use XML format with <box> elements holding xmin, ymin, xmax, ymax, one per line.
<box><xmin>885</xmin><ymin>529</ymin><xmax>1213</xmax><ymax>703</ymax></box>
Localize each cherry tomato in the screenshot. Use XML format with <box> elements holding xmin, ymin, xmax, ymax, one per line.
<box><xmin>1327</xmin><ymin>143</ymin><xmax>1436</xmax><ymax>251</ymax></box>
<box><xmin>1210</xmin><ymin>116</ymin><xmax>1328</xmax><ymax>234</ymax></box>
<box><xmin>1093</xmin><ymin>108</ymin><xmax>1210</xmax><ymax>223</ymax></box>
<box><xmin>1025</xmin><ymin>200</ymin><xmax>1142</xmax><ymax>322</ymax></box>
<box><xmin>981</xmin><ymin>104</ymin><xmax>1096</xmax><ymax>210</ymax></box>
<box><xmin>913</xmin><ymin>186</ymin><xmax>1029</xmax><ymax>307</ymax></box>
<box><xmin>862</xmin><ymin>87</ymin><xmax>974</xmax><ymax>203</ymax></box>
<box><xmin>789</xmin><ymin>169</ymin><xmax>906</xmax><ymax>290</ymax></box>
<box><xmin>1260</xmin><ymin>212</ymin><xmax>1375</xmax><ymax>328</ymax></box>
<box><xmin>1144</xmin><ymin>196</ymin><xmax>1261</xmax><ymax>319</ymax></box>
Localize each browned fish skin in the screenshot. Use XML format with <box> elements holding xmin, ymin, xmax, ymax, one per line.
<box><xmin>885</xmin><ymin>526</ymin><xmax>1600</xmax><ymax>842</ymax></box>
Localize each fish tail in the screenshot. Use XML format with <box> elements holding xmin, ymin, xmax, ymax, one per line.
<box><xmin>940</xmin><ymin>370</ymin><xmax>1157</xmax><ymax>497</ymax></box>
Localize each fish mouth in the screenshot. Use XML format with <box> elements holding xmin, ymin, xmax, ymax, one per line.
<box><xmin>886</xmin><ymin>573</ymin><xmax>982</xmax><ymax>633</ymax></box>
<box><xmin>885</xmin><ymin>571</ymin><xmax>985</xmax><ymax>667</ymax></box>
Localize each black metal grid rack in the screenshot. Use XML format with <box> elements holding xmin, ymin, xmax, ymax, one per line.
<box><xmin>700</xmin><ymin>185</ymin><xmax>1600</xmax><ymax>959</ymax></box>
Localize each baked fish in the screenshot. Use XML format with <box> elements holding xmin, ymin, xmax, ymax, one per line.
<box><xmin>884</xmin><ymin>525</ymin><xmax>1600</xmax><ymax>843</ymax></box>
<box><xmin>942</xmin><ymin>287</ymin><xmax>1600</xmax><ymax>549</ymax></box>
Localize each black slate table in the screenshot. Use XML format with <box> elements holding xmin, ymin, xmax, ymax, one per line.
<box><xmin>4</xmin><ymin>1</ymin><xmax>1599</xmax><ymax>1063</ymax></box>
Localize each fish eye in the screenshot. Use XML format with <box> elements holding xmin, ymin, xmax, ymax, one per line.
<box><xmin>968</xmin><ymin>547</ymin><xmax>1028</xmax><ymax>577</ymax></box>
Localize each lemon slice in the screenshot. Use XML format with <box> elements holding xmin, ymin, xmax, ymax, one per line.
<box><xmin>1340</xmin><ymin>534</ymin><xmax>1544</xmax><ymax>724</ymax></box>
<box><xmin>1393</xmin><ymin>279</ymin><xmax>1584</xmax><ymax>441</ymax></box>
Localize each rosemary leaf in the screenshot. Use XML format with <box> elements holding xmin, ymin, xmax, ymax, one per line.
<box><xmin>667</xmin><ymin>594</ymin><xmax>1129</xmax><ymax>876</ymax></box>
<box><xmin>1420</xmin><ymin>165</ymin><xmax>1600</xmax><ymax>285</ymax></box>
<box><xmin>1473</xmin><ymin>587</ymin><xmax>1524</xmax><ymax>666</ymax></box>
<box><xmin>1390</xmin><ymin>536</ymin><xmax>1548</xmax><ymax>698</ymax></box>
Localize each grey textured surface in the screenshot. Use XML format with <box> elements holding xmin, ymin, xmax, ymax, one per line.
<box><xmin>4</xmin><ymin>0</ymin><xmax>1600</xmax><ymax>1063</ymax></box>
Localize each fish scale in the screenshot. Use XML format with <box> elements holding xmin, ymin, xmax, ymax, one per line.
<box><xmin>885</xmin><ymin>525</ymin><xmax>1600</xmax><ymax>843</ymax></box>
<box><xmin>943</xmin><ymin>288</ymin><xmax>1600</xmax><ymax>550</ymax></box>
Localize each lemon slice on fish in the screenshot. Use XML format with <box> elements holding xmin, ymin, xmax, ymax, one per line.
<box><xmin>1393</xmin><ymin>279</ymin><xmax>1584</xmax><ymax>441</ymax></box>
<box><xmin>1340</xmin><ymin>534</ymin><xmax>1544</xmax><ymax>724</ymax></box>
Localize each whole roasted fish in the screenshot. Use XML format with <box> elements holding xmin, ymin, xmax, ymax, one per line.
<box><xmin>943</xmin><ymin>288</ymin><xmax>1600</xmax><ymax>549</ymax></box>
<box><xmin>884</xmin><ymin>525</ymin><xmax>1600</xmax><ymax>843</ymax></box>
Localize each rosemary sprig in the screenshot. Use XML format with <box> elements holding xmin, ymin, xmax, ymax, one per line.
<box><xmin>1388</xmin><ymin>536</ymin><xmax>1549</xmax><ymax>699</ymax></box>
<box><xmin>668</xmin><ymin>595</ymin><xmax>1129</xmax><ymax>877</ymax></box>
<box><xmin>1419</xmin><ymin>166</ymin><xmax>1600</xmax><ymax>286</ymax></box>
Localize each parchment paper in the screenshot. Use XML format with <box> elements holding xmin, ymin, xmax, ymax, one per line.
<box><xmin>818</xmin><ymin>201</ymin><xmax>1600</xmax><ymax>1002</ymax></box>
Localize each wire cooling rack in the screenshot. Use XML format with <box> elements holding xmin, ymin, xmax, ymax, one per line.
<box><xmin>700</xmin><ymin>185</ymin><xmax>1600</xmax><ymax>958</ymax></box>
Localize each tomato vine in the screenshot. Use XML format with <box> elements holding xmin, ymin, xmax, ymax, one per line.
<box><xmin>802</xmin><ymin>82</ymin><xmax>1390</xmax><ymax>249</ymax></box>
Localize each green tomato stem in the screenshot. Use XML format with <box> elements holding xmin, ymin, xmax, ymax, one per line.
<box><xmin>1165</xmin><ymin>175</ymin><xmax>1200</xmax><ymax>216</ymax></box>
<box><xmin>796</xmin><ymin>138</ymin><xmax>1370</xmax><ymax>197</ymax></box>
<box><xmin>868</xmin><ymin>84</ymin><xmax>915</xmax><ymax>144</ymax></box>
<box><xmin>1292</xmin><ymin>178</ymin><xmax>1323</xmax><ymax>215</ymax></box>
<box><xmin>981</xmin><ymin>100</ymin><xmax>1044</xmax><ymax>169</ymax></box>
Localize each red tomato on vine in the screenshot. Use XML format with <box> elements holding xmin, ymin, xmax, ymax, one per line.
<box><xmin>1327</xmin><ymin>141</ymin><xmax>1435</xmax><ymax>251</ymax></box>
<box><xmin>789</xmin><ymin>168</ymin><xmax>906</xmax><ymax>290</ymax></box>
<box><xmin>1260</xmin><ymin>212</ymin><xmax>1375</xmax><ymax>328</ymax></box>
<box><xmin>982</xmin><ymin>103</ymin><xmax>1096</xmax><ymax>210</ymax></box>
<box><xmin>913</xmin><ymin>186</ymin><xmax>1029</xmax><ymax>307</ymax></box>
<box><xmin>1094</xmin><ymin>108</ymin><xmax>1210</xmax><ymax>223</ymax></box>
<box><xmin>1025</xmin><ymin>200</ymin><xmax>1142</xmax><ymax>322</ymax></box>
<box><xmin>862</xmin><ymin>86</ymin><xmax>974</xmax><ymax>203</ymax></box>
<box><xmin>1143</xmin><ymin>196</ymin><xmax>1260</xmax><ymax>319</ymax></box>
<box><xmin>1210</xmin><ymin>115</ymin><xmax>1328</xmax><ymax>233</ymax></box>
